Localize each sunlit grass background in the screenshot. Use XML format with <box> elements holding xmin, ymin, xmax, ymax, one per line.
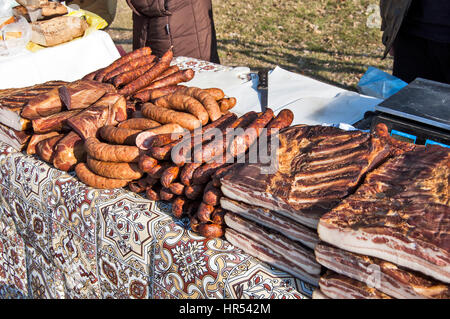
<box><xmin>107</xmin><ymin>0</ymin><xmax>393</xmax><ymax>91</ymax></box>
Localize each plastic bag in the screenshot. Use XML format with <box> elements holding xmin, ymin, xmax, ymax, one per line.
<box><xmin>0</xmin><ymin>15</ymin><xmax>31</xmax><ymax>56</ymax></box>
<box><xmin>357</xmin><ymin>66</ymin><xmax>408</xmax><ymax>100</ymax></box>
<box><xmin>0</xmin><ymin>1</ymin><xmax>18</xmax><ymax>18</ymax></box>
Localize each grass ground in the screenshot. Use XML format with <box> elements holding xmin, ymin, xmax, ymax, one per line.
<box><xmin>106</xmin><ymin>0</ymin><xmax>393</xmax><ymax>91</ymax></box>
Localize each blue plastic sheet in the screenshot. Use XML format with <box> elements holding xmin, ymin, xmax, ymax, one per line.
<box><xmin>357</xmin><ymin>66</ymin><xmax>407</xmax><ymax>99</ymax></box>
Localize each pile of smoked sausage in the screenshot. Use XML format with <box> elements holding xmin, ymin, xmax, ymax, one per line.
<box><xmin>131</xmin><ymin>108</ymin><xmax>294</xmax><ymax>238</ymax></box>
<box><xmin>83</xmin><ymin>46</ymin><xmax>196</xmax><ymax>103</ymax></box>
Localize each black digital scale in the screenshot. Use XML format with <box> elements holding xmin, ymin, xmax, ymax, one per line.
<box><xmin>370</xmin><ymin>78</ymin><xmax>450</xmax><ymax>148</ymax></box>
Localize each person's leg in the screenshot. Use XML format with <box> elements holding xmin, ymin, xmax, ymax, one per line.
<box><xmin>392</xmin><ymin>32</ymin><xmax>434</xmax><ymax>83</ymax></box>
<box><xmin>208</xmin><ymin>5</ymin><xmax>220</xmax><ymax>64</ymax></box>
<box><xmin>131</xmin><ymin>12</ymin><xmax>145</xmax><ymax>51</ymax></box>
<box><xmin>428</xmin><ymin>40</ymin><xmax>450</xmax><ymax>84</ymax></box>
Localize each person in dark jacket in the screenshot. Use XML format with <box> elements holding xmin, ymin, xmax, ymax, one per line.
<box><xmin>126</xmin><ymin>0</ymin><xmax>220</xmax><ymax>64</ymax></box>
<box><xmin>380</xmin><ymin>0</ymin><xmax>450</xmax><ymax>84</ymax></box>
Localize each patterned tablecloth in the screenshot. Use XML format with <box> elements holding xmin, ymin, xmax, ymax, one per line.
<box><xmin>0</xmin><ymin>57</ymin><xmax>315</xmax><ymax>299</ymax></box>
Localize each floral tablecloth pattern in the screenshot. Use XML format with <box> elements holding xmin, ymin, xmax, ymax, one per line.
<box><xmin>0</xmin><ymin>142</ymin><xmax>313</xmax><ymax>299</ymax></box>
<box><xmin>0</xmin><ymin>57</ymin><xmax>314</xmax><ymax>299</ymax></box>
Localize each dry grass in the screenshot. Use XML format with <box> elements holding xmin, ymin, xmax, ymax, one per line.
<box><xmin>106</xmin><ymin>0</ymin><xmax>393</xmax><ymax>91</ymax></box>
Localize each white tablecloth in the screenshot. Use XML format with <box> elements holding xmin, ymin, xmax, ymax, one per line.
<box><xmin>0</xmin><ymin>30</ymin><xmax>120</xmax><ymax>89</ymax></box>
<box><xmin>187</xmin><ymin>65</ymin><xmax>382</xmax><ymax>125</ymax></box>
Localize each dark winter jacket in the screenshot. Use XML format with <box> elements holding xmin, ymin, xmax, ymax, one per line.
<box><xmin>126</xmin><ymin>0</ymin><xmax>220</xmax><ymax>63</ymax></box>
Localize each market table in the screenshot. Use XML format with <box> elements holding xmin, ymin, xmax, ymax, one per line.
<box><xmin>0</xmin><ymin>55</ymin><xmax>322</xmax><ymax>300</ymax></box>
<box><xmin>0</xmin><ymin>36</ymin><xmax>384</xmax><ymax>298</ymax></box>
<box><xmin>0</xmin><ymin>138</ymin><xmax>314</xmax><ymax>299</ymax></box>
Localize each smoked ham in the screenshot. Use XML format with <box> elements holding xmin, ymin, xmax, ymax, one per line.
<box><xmin>31</xmin><ymin>110</ymin><xmax>79</xmax><ymax>133</ymax></box>
<box><xmin>58</xmin><ymin>79</ymin><xmax>116</xmax><ymax>110</ymax></box>
<box><xmin>66</xmin><ymin>93</ymin><xmax>126</xmax><ymax>140</ymax></box>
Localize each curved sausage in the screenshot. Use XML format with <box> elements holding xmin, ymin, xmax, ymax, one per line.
<box><xmin>163</xmin><ymin>112</ymin><xmax>238</xmax><ymax>166</ymax></box>
<box><xmin>111</xmin><ymin>62</ymin><xmax>156</xmax><ymax>88</ymax></box>
<box><xmin>94</xmin><ymin>47</ymin><xmax>152</xmax><ymax>82</ymax></box>
<box><xmin>143</xmin><ymin>69</ymin><xmax>195</xmax><ymax>91</ymax></box>
<box><xmin>169</xmin><ymin>182</ymin><xmax>185</xmax><ymax>195</ymax></box>
<box><xmin>151</xmin><ymin>65</ymin><xmax>180</xmax><ymax>82</ymax></box>
<box><xmin>160</xmin><ymin>165</ymin><xmax>180</xmax><ymax>188</ymax></box>
<box><xmin>140</xmin><ymin>102</ymin><xmax>201</xmax><ymax>131</ymax></box>
<box><xmin>117</xmin><ymin>118</ymin><xmax>160</xmax><ymax>130</ymax></box>
<box><xmin>266</xmin><ymin>109</ymin><xmax>294</xmax><ymax>132</ymax></box>
<box><xmin>82</xmin><ymin>68</ymin><xmax>103</xmax><ymax>81</ymax></box>
<box><xmin>145</xmin><ymin>185</ymin><xmax>161</xmax><ymax>201</ymax></box>
<box><xmin>175</xmin><ymin>87</ymin><xmax>222</xmax><ymax>121</ymax></box>
<box><xmin>86</xmin><ymin>156</ymin><xmax>143</xmax><ymax>180</ymax></box>
<box><xmin>118</xmin><ymin>47</ymin><xmax>173</xmax><ymax>96</ymax></box>
<box><xmin>172</xmin><ymin>196</ymin><xmax>188</xmax><ymax>219</ymax></box>
<box><xmin>193</xmin><ymin>111</ymin><xmax>257</xmax><ymax>163</ymax></box>
<box><xmin>155</xmin><ymin>93</ymin><xmax>209</xmax><ymax>125</ymax></box>
<box><xmin>210</xmin><ymin>208</ymin><xmax>227</xmax><ymax>225</ymax></box>
<box><xmin>85</xmin><ymin>137</ymin><xmax>140</xmax><ymax>163</ymax></box>
<box><xmin>197</xmin><ymin>223</ymin><xmax>224</xmax><ymax>238</ymax></box>
<box><xmin>132</xmin><ymin>85</ymin><xmax>183</xmax><ymax>103</ymax></box>
<box><xmin>218</xmin><ymin>97</ymin><xmax>237</xmax><ymax>113</ymax></box>
<box><xmin>99</xmin><ymin>125</ymin><xmax>142</xmax><ymax>145</ymax></box>
<box><xmin>145</xmin><ymin>132</ymin><xmax>185</xmax><ymax>148</ymax></box>
<box><xmin>204</xmin><ymin>88</ymin><xmax>225</xmax><ymax>101</ymax></box>
<box><xmin>138</xmin><ymin>154</ymin><xmax>158</xmax><ymax>173</ymax></box>
<box><xmin>105</xmin><ymin>55</ymin><xmax>156</xmax><ymax>83</ymax></box>
<box><xmin>129</xmin><ymin>181</ymin><xmax>146</xmax><ymax>193</ymax></box>
<box><xmin>202</xmin><ymin>181</ymin><xmax>222</xmax><ymax>206</ymax></box>
<box><xmin>195</xmin><ymin>202</ymin><xmax>215</xmax><ymax>223</ymax></box>
<box><xmin>75</xmin><ymin>163</ymin><xmax>130</xmax><ymax>189</ymax></box>
<box><xmin>180</xmin><ymin>162</ymin><xmax>202</xmax><ymax>186</ymax></box>
<box><xmin>160</xmin><ymin>187</ymin><xmax>174</xmax><ymax>201</ymax></box>
<box><xmin>135</xmin><ymin>124</ymin><xmax>186</xmax><ymax>150</ymax></box>
<box><xmin>146</xmin><ymin>161</ymin><xmax>172</xmax><ymax>179</ymax></box>
<box><xmin>229</xmin><ymin>109</ymin><xmax>274</xmax><ymax>157</ymax></box>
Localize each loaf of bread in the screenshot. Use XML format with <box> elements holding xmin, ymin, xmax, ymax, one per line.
<box><xmin>31</xmin><ymin>16</ymin><xmax>88</xmax><ymax>47</ymax></box>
